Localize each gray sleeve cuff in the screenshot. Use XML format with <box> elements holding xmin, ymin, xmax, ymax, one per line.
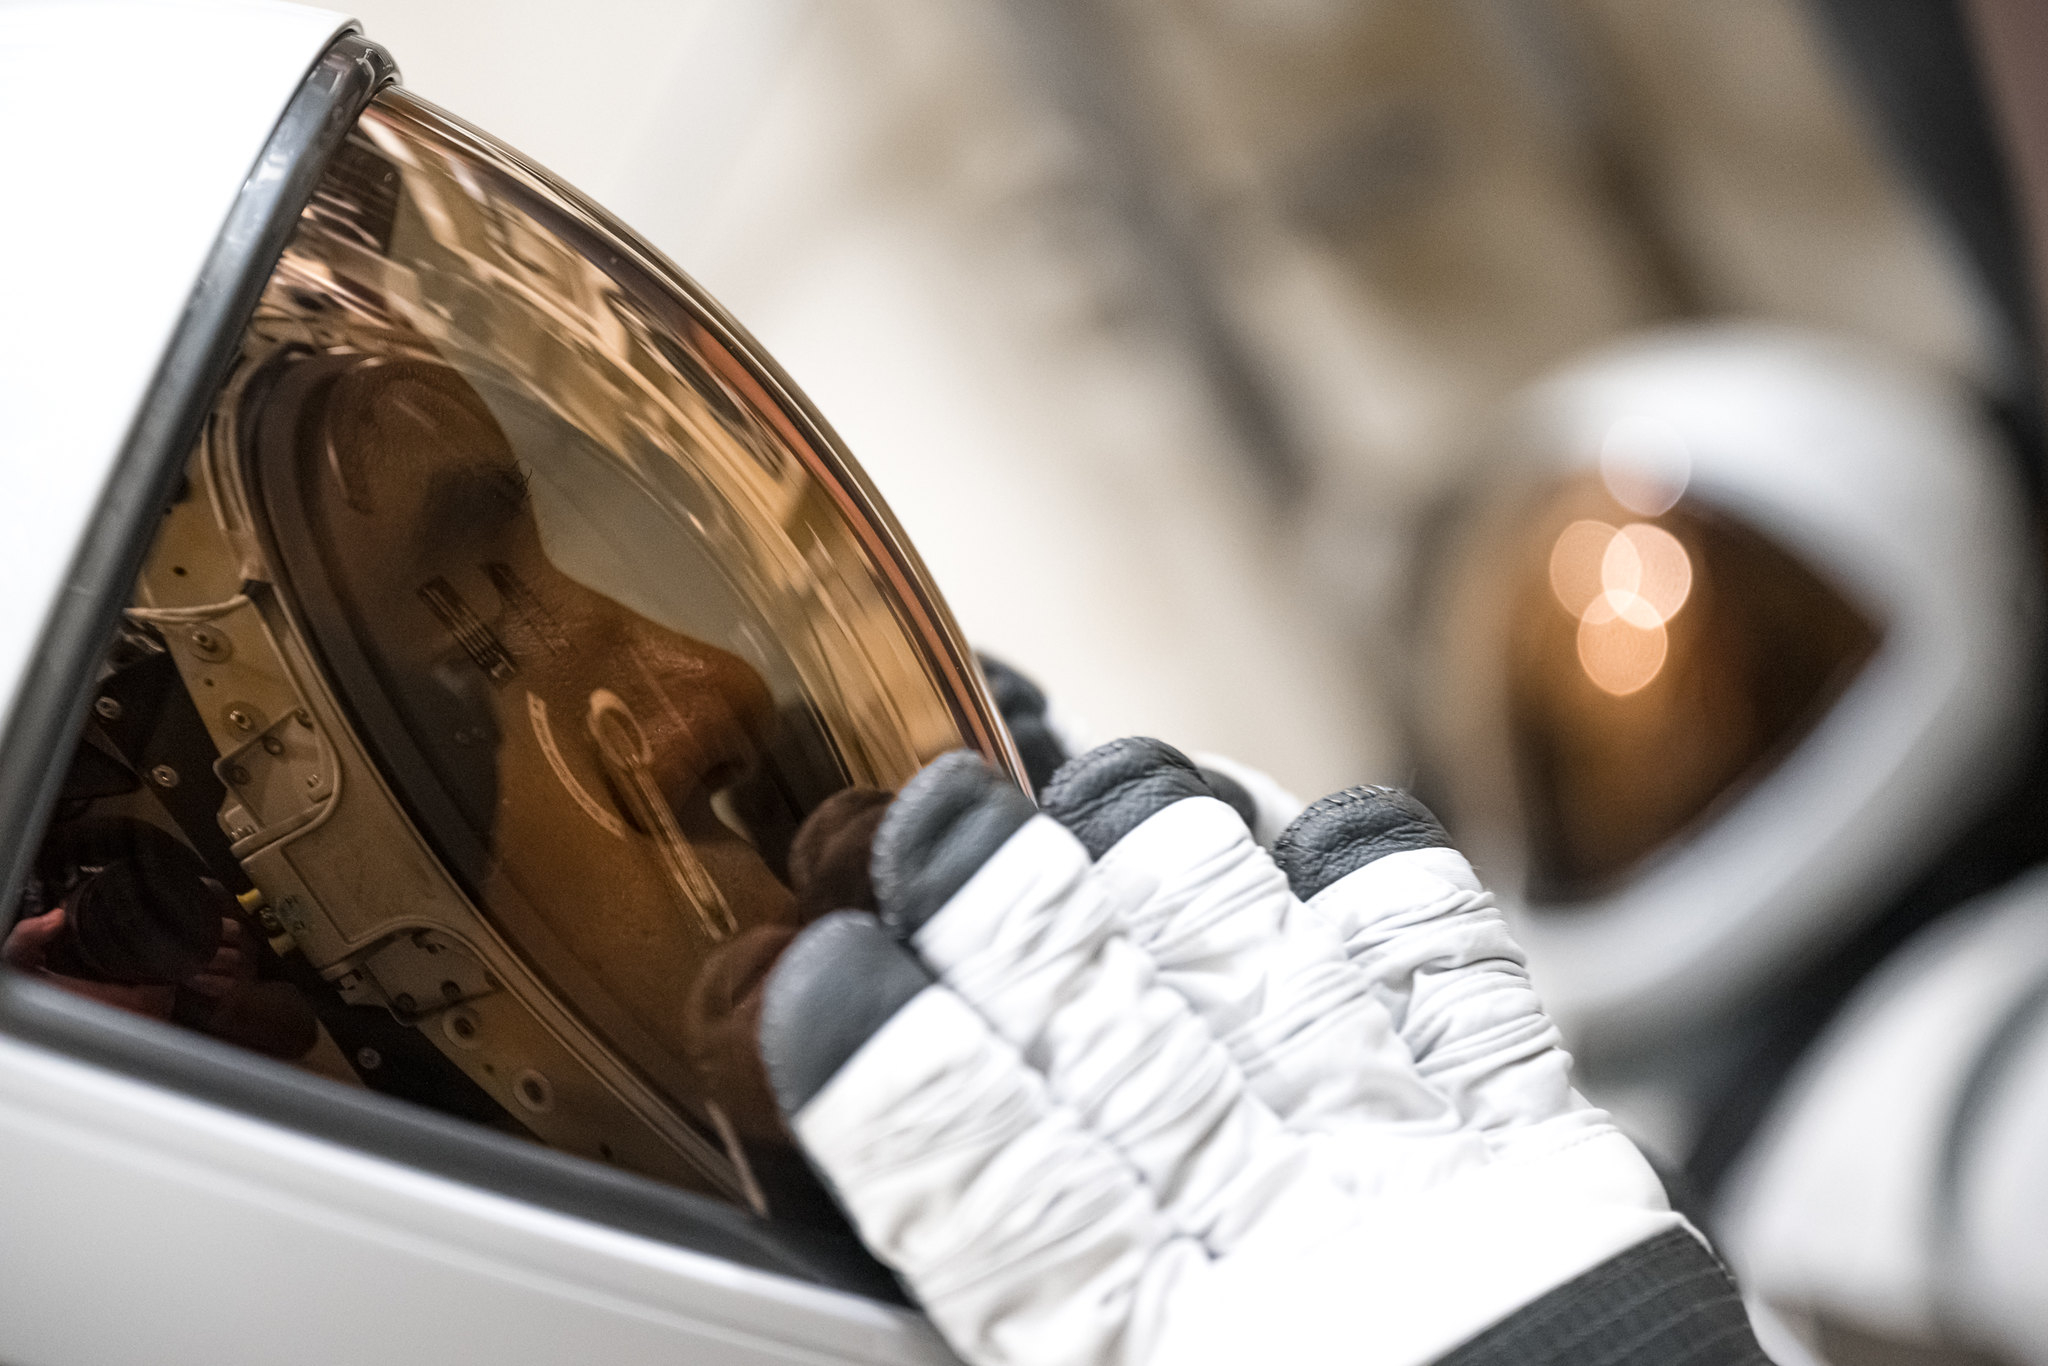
<box><xmin>1438</xmin><ymin>1228</ymin><xmax>1772</xmax><ymax>1366</ymax></box>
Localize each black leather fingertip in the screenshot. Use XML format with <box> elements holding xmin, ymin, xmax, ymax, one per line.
<box><xmin>978</xmin><ymin>653</ymin><xmax>1069</xmax><ymax>795</ymax></box>
<box><xmin>1196</xmin><ymin>765</ymin><xmax>1260</xmax><ymax>832</ymax></box>
<box><xmin>1039</xmin><ymin>737</ymin><xmax>1217</xmax><ymax>859</ymax></box>
<box><xmin>1272</xmin><ymin>786</ymin><xmax>1452</xmax><ymax>900</ymax></box>
<box><xmin>870</xmin><ymin>750</ymin><xmax>1036</xmax><ymax>937</ymax></box>
<box><xmin>978</xmin><ymin>652</ymin><xmax>1048</xmax><ymax>717</ymax></box>
<box><xmin>759</xmin><ymin>911</ymin><xmax>935</xmax><ymax>1116</ymax></box>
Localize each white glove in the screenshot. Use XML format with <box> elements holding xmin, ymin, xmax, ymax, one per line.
<box><xmin>759</xmin><ymin>740</ymin><xmax>1764</xmax><ymax>1366</ymax></box>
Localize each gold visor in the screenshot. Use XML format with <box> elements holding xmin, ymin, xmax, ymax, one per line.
<box><xmin>14</xmin><ymin>88</ymin><xmax>1018</xmax><ymax>1224</ymax></box>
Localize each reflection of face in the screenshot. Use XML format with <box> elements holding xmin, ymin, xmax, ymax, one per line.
<box><xmin>307</xmin><ymin>358</ymin><xmax>796</xmax><ymax>1101</ymax></box>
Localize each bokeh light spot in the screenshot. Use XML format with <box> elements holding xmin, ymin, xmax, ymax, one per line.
<box><xmin>1549</xmin><ymin>519</ymin><xmax>1616</xmax><ymax>616</ymax></box>
<box><xmin>1600</xmin><ymin>416</ymin><xmax>1691</xmax><ymax>516</ymax></box>
<box><xmin>1551</xmin><ymin>517</ymin><xmax>1692</xmax><ymax>693</ymax></box>
<box><xmin>1577</xmin><ymin>610</ymin><xmax>1668</xmax><ymax>695</ymax></box>
<box><xmin>1615</xmin><ymin>522</ymin><xmax>1690</xmax><ymax>621</ymax></box>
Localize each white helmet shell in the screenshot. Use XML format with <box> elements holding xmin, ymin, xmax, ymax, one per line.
<box><xmin>0</xmin><ymin>0</ymin><xmax>351</xmax><ymax>726</ymax></box>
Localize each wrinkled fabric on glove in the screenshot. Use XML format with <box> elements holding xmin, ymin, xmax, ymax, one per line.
<box><xmin>759</xmin><ymin>738</ymin><xmax>1763</xmax><ymax>1366</ymax></box>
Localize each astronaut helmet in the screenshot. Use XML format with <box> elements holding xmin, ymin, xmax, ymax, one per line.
<box><xmin>0</xmin><ymin>0</ymin><xmax>1019</xmax><ymax>1239</ymax></box>
<box><xmin>1408</xmin><ymin>324</ymin><xmax>2040</xmax><ymax>1055</ymax></box>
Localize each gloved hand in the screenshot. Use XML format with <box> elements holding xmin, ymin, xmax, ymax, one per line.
<box><xmin>758</xmin><ymin>739</ymin><xmax>1766</xmax><ymax>1366</ymax></box>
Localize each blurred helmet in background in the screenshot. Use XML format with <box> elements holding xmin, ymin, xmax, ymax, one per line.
<box><xmin>1410</xmin><ymin>324</ymin><xmax>2039</xmax><ymax>1060</ymax></box>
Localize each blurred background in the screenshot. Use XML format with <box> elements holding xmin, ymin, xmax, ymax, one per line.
<box><xmin>328</xmin><ymin>0</ymin><xmax>2002</xmax><ymax>798</ymax></box>
<box><xmin>298</xmin><ymin>2</ymin><xmax>2048</xmax><ymax>1361</ymax></box>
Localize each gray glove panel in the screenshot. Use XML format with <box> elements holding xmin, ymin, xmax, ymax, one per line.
<box><xmin>1272</xmin><ymin>786</ymin><xmax>1454</xmax><ymax>900</ymax></box>
<box><xmin>759</xmin><ymin>911</ymin><xmax>932</xmax><ymax>1114</ymax></box>
<box><xmin>1038</xmin><ymin>737</ymin><xmax>1219</xmax><ymax>859</ymax></box>
<box><xmin>870</xmin><ymin>751</ymin><xmax>1035</xmax><ymax>936</ymax></box>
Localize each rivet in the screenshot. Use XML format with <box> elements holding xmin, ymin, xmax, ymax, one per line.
<box><xmin>261</xmin><ymin>735</ymin><xmax>284</xmax><ymax>756</ymax></box>
<box><xmin>93</xmin><ymin>697</ymin><xmax>122</xmax><ymax>721</ymax></box>
<box><xmin>149</xmin><ymin>764</ymin><xmax>179</xmax><ymax>788</ymax></box>
<box><xmin>226</xmin><ymin>707</ymin><xmax>255</xmax><ymax>732</ymax></box>
<box><xmin>355</xmin><ymin>1046</ymin><xmax>382</xmax><ymax>1071</ymax></box>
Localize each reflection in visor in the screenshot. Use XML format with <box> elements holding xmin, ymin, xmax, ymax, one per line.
<box><xmin>6</xmin><ymin>83</ymin><xmax>1011</xmax><ymax>1245</ymax></box>
<box><xmin>1507</xmin><ymin>478</ymin><xmax>1882</xmax><ymax>902</ymax></box>
<box><xmin>267</xmin><ymin>354</ymin><xmax>802</xmax><ymax>1087</ymax></box>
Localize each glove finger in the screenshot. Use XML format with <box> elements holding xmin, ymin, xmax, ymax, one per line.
<box><xmin>761</xmin><ymin>910</ymin><xmax>1198</xmax><ymax>1366</ymax></box>
<box><xmin>1273</xmin><ymin>789</ymin><xmax>1595</xmax><ymax>1153</ymax></box>
<box><xmin>977</xmin><ymin>653</ymin><xmax>1069</xmax><ymax>796</ymax></box>
<box><xmin>1037</xmin><ymin>737</ymin><xmax>1219</xmax><ymax>861</ymax></box>
<box><xmin>876</xmin><ymin>751</ymin><xmax>1304</xmax><ymax>1251</ymax></box>
<box><xmin>1043</xmin><ymin>740</ymin><xmax>1457</xmax><ymax>1139</ymax></box>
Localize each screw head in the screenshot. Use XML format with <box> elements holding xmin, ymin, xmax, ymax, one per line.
<box><xmin>303</xmin><ymin>773</ymin><xmax>321</xmax><ymax>789</ymax></box>
<box><xmin>226</xmin><ymin>764</ymin><xmax>251</xmax><ymax>785</ymax></box>
<box><xmin>226</xmin><ymin>707</ymin><xmax>255</xmax><ymax>731</ymax></box>
<box><xmin>149</xmin><ymin>764</ymin><xmax>179</xmax><ymax>788</ymax></box>
<box><xmin>442</xmin><ymin>1009</ymin><xmax>482</xmax><ymax>1050</ymax></box>
<box><xmin>93</xmin><ymin>696</ymin><xmax>122</xmax><ymax>721</ymax></box>
<box><xmin>513</xmin><ymin>1070</ymin><xmax>554</xmax><ymax>1113</ymax></box>
<box><xmin>185</xmin><ymin>626</ymin><xmax>232</xmax><ymax>662</ymax></box>
<box><xmin>261</xmin><ymin>735</ymin><xmax>284</xmax><ymax>756</ymax></box>
<box><xmin>355</xmin><ymin>1046</ymin><xmax>382</xmax><ymax>1071</ymax></box>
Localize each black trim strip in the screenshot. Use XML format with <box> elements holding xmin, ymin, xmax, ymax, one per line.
<box><xmin>0</xmin><ymin>31</ymin><xmax>907</xmax><ymax>1306</ymax></box>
